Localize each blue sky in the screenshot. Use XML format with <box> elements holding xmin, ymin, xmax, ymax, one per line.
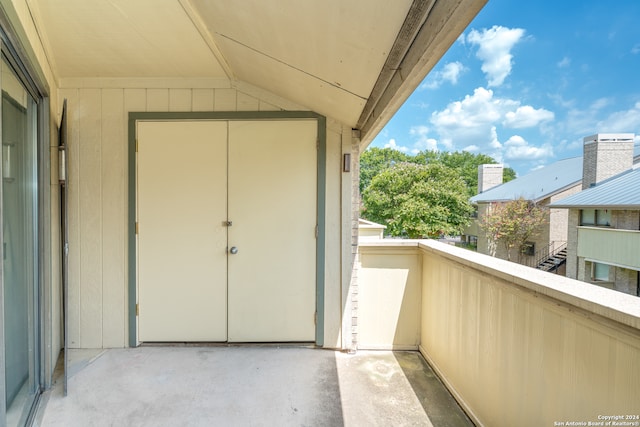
<box><xmin>370</xmin><ymin>0</ymin><xmax>640</xmax><ymax>176</ymax></box>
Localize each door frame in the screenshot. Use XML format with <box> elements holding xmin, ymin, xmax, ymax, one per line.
<box><xmin>127</xmin><ymin>111</ymin><xmax>327</xmax><ymax>347</ymax></box>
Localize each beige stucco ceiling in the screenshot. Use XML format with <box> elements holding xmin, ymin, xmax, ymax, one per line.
<box><xmin>27</xmin><ymin>0</ymin><xmax>486</xmax><ymax>134</ymax></box>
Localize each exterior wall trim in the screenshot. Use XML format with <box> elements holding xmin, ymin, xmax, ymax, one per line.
<box><xmin>127</xmin><ymin>110</ymin><xmax>326</xmax><ymax>347</ymax></box>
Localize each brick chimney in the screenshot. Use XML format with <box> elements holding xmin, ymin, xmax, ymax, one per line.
<box><xmin>582</xmin><ymin>133</ymin><xmax>634</xmax><ymax>189</ymax></box>
<box><xmin>478</xmin><ymin>164</ymin><xmax>503</xmax><ymax>193</ymax></box>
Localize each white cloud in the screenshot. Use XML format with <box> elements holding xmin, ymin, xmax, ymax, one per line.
<box><xmin>421</xmin><ymin>61</ymin><xmax>466</xmax><ymax>90</ymax></box>
<box><xmin>467</xmin><ymin>26</ymin><xmax>525</xmax><ymax>87</ymax></box>
<box><xmin>409</xmin><ymin>125</ymin><xmax>438</xmax><ymax>152</ymax></box>
<box><xmin>431</xmin><ymin>87</ymin><xmax>515</xmax><ymax>129</ymax></box>
<box><xmin>557</xmin><ymin>57</ymin><xmax>571</xmax><ymax>68</ymax></box>
<box><xmin>504</xmin><ymin>135</ymin><xmax>553</xmax><ymax>160</ymax></box>
<box><xmin>427</xmin><ymin>88</ymin><xmax>556</xmax><ymax>164</ymax></box>
<box><xmin>561</xmin><ymin>98</ymin><xmax>640</xmax><ymax>138</ymax></box>
<box><xmin>489</xmin><ymin>126</ymin><xmax>502</xmax><ymax>149</ymax></box>
<box><xmin>597</xmin><ymin>102</ymin><xmax>640</xmax><ymax>132</ymax></box>
<box><xmin>384</xmin><ymin>138</ymin><xmax>409</xmax><ymax>153</ymax></box>
<box><xmin>503</xmin><ymin>105</ymin><xmax>554</xmax><ymax>128</ymax></box>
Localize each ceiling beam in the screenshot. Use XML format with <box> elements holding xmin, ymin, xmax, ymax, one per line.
<box><xmin>179</xmin><ymin>0</ymin><xmax>235</xmax><ymax>81</ymax></box>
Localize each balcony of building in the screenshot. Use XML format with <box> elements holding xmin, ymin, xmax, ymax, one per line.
<box><xmin>577</xmin><ymin>226</ymin><xmax>640</xmax><ymax>270</ymax></box>
<box><xmin>35</xmin><ymin>239</ymin><xmax>640</xmax><ymax>426</ymax></box>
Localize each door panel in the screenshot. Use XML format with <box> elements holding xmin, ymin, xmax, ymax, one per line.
<box><xmin>2</xmin><ymin>61</ymin><xmax>40</xmax><ymax>425</ymax></box>
<box><xmin>137</xmin><ymin>121</ymin><xmax>228</xmax><ymax>341</ymax></box>
<box><xmin>227</xmin><ymin>120</ymin><xmax>317</xmax><ymax>342</ymax></box>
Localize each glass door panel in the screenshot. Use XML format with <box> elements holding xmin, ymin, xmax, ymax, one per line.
<box><xmin>2</xmin><ymin>56</ymin><xmax>39</xmax><ymax>427</ymax></box>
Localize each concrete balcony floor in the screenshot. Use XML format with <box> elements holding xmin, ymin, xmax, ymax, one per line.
<box><xmin>34</xmin><ymin>346</ymin><xmax>472</xmax><ymax>427</ymax></box>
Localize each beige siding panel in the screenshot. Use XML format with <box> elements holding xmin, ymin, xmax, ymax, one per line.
<box><xmin>214</xmin><ymin>88</ymin><xmax>236</xmax><ymax>111</ymax></box>
<box><xmin>323</xmin><ymin>126</ymin><xmax>342</xmax><ymax>348</ymax></box>
<box><xmin>234</xmin><ymin>81</ymin><xmax>306</xmax><ymax>111</ymax></box>
<box><xmin>236</xmin><ymin>92</ymin><xmax>259</xmax><ymax>111</ymax></box>
<box><xmin>258</xmin><ymin>100</ymin><xmax>280</xmax><ymax>111</ymax></box>
<box><xmin>60</xmin><ymin>88</ymin><xmax>81</xmax><ymax>348</ymax></box>
<box><xmin>101</xmin><ymin>89</ymin><xmax>126</xmax><ymax>347</ymax></box>
<box><xmin>577</xmin><ymin>227</ymin><xmax>640</xmax><ymax>269</ymax></box>
<box><xmin>169</xmin><ymin>88</ymin><xmax>192</xmax><ymax>112</ymax></box>
<box><xmin>417</xmin><ymin>245</ymin><xmax>640</xmax><ymax>426</ymax></box>
<box><xmin>124</xmin><ymin>89</ymin><xmax>147</xmax><ymax>114</ymax></box>
<box><xmin>78</xmin><ymin>88</ymin><xmax>103</xmax><ymax>348</ymax></box>
<box><xmin>358</xmin><ymin>247</ymin><xmax>421</xmax><ymax>349</ymax></box>
<box><xmin>123</xmin><ymin>88</ymin><xmax>146</xmax><ymax>346</ymax></box>
<box><xmin>192</xmin><ymin>88</ymin><xmax>214</xmax><ymax>111</ymax></box>
<box><xmin>146</xmin><ymin>88</ymin><xmax>169</xmax><ymax>111</ymax></box>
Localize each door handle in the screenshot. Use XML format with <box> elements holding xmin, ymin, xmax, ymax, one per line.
<box><xmin>229</xmin><ymin>246</ymin><xmax>238</xmax><ymax>255</ymax></box>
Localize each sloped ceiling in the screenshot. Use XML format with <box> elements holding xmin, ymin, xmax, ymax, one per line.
<box><xmin>27</xmin><ymin>0</ymin><xmax>485</xmax><ymax>138</ymax></box>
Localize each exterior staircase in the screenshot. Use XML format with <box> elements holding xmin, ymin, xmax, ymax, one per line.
<box><xmin>535</xmin><ymin>243</ymin><xmax>567</xmax><ymax>272</ymax></box>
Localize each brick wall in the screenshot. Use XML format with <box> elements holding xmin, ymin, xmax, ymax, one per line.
<box><xmin>565</xmin><ymin>210</ymin><xmax>580</xmax><ymax>279</ymax></box>
<box><xmin>582</xmin><ymin>134</ymin><xmax>634</xmax><ymax>189</ymax></box>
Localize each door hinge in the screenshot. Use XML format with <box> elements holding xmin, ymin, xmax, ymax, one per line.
<box><xmin>135</xmin><ymin>222</ymin><xmax>139</xmax><ymax>234</ymax></box>
<box><xmin>136</xmin><ymin>303</ymin><xmax>139</xmax><ymax>316</ymax></box>
<box><xmin>315</xmin><ymin>224</ymin><xmax>318</xmax><ymax>238</ymax></box>
<box><xmin>135</xmin><ymin>139</ymin><xmax>139</xmax><ymax>153</ymax></box>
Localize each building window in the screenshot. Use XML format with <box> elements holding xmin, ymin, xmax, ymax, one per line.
<box><xmin>522</xmin><ymin>242</ymin><xmax>535</xmax><ymax>256</ymax></box>
<box><xmin>592</xmin><ymin>262</ymin><xmax>610</xmax><ymax>281</ymax></box>
<box><xmin>580</xmin><ymin>209</ymin><xmax>611</xmax><ymax>226</ymax></box>
<box><xmin>596</xmin><ymin>209</ymin><xmax>611</xmax><ymax>226</ymax></box>
<box><xmin>581</xmin><ymin>209</ymin><xmax>595</xmax><ymax>225</ymax></box>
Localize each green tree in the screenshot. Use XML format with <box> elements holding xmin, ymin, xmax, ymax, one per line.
<box><xmin>478</xmin><ymin>198</ymin><xmax>548</xmax><ymax>261</ymax></box>
<box><xmin>415</xmin><ymin>150</ymin><xmax>516</xmax><ymax>196</ymax></box>
<box><xmin>362</xmin><ymin>162</ymin><xmax>473</xmax><ymax>238</ymax></box>
<box><xmin>359</xmin><ymin>147</ymin><xmax>411</xmax><ymax>193</ymax></box>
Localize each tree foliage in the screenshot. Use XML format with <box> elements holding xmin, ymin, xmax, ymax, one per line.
<box><xmin>359</xmin><ymin>147</ymin><xmax>411</xmax><ymax>193</ymax></box>
<box><xmin>362</xmin><ymin>162</ymin><xmax>473</xmax><ymax>238</ymax></box>
<box><xmin>425</xmin><ymin>151</ymin><xmax>517</xmax><ymax>197</ymax></box>
<box><xmin>360</xmin><ymin>147</ymin><xmax>516</xmax><ymax>197</ymax></box>
<box><xmin>478</xmin><ymin>198</ymin><xmax>548</xmax><ymax>261</ymax></box>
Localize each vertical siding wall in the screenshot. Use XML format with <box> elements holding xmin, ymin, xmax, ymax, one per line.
<box><xmin>59</xmin><ymin>81</ymin><xmax>347</xmax><ymax>348</ymax></box>
<box><xmin>419</xmin><ymin>242</ymin><xmax>640</xmax><ymax>426</ymax></box>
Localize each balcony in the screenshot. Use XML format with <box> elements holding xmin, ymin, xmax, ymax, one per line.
<box><xmin>36</xmin><ymin>240</ymin><xmax>640</xmax><ymax>426</ymax></box>
<box><xmin>577</xmin><ymin>226</ymin><xmax>640</xmax><ymax>270</ymax></box>
<box><xmin>359</xmin><ymin>239</ymin><xmax>640</xmax><ymax>426</ymax></box>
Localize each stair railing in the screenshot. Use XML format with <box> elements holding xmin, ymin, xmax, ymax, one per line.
<box><xmin>525</xmin><ymin>241</ymin><xmax>567</xmax><ymax>268</ymax></box>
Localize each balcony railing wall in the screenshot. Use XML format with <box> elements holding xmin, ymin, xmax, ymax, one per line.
<box><xmin>577</xmin><ymin>226</ymin><xmax>640</xmax><ymax>269</ymax></box>
<box><xmin>359</xmin><ymin>240</ymin><xmax>640</xmax><ymax>426</ymax></box>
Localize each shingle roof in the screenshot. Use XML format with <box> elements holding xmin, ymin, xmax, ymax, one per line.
<box><xmin>470</xmin><ymin>156</ymin><xmax>583</xmax><ymax>204</ymax></box>
<box><xmin>549</xmin><ymin>166</ymin><xmax>640</xmax><ymax>209</ymax></box>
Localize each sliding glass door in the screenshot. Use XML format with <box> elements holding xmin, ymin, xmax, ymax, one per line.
<box><xmin>1</xmin><ymin>55</ymin><xmax>40</xmax><ymax>427</ymax></box>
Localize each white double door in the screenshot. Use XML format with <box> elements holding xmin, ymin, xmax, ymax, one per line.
<box><xmin>137</xmin><ymin>119</ymin><xmax>317</xmax><ymax>342</ymax></box>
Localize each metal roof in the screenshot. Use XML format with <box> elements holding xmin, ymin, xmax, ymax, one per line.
<box><xmin>471</xmin><ymin>143</ymin><xmax>640</xmax><ymax>204</ymax></box>
<box><xmin>470</xmin><ymin>156</ymin><xmax>583</xmax><ymax>204</ymax></box>
<box><xmin>549</xmin><ymin>166</ymin><xmax>640</xmax><ymax>209</ymax></box>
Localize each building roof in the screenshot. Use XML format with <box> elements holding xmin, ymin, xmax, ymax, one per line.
<box><xmin>549</xmin><ymin>166</ymin><xmax>640</xmax><ymax>209</ymax></box>
<box><xmin>471</xmin><ymin>143</ymin><xmax>640</xmax><ymax>204</ymax></box>
<box><xmin>470</xmin><ymin>156</ymin><xmax>583</xmax><ymax>204</ymax></box>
